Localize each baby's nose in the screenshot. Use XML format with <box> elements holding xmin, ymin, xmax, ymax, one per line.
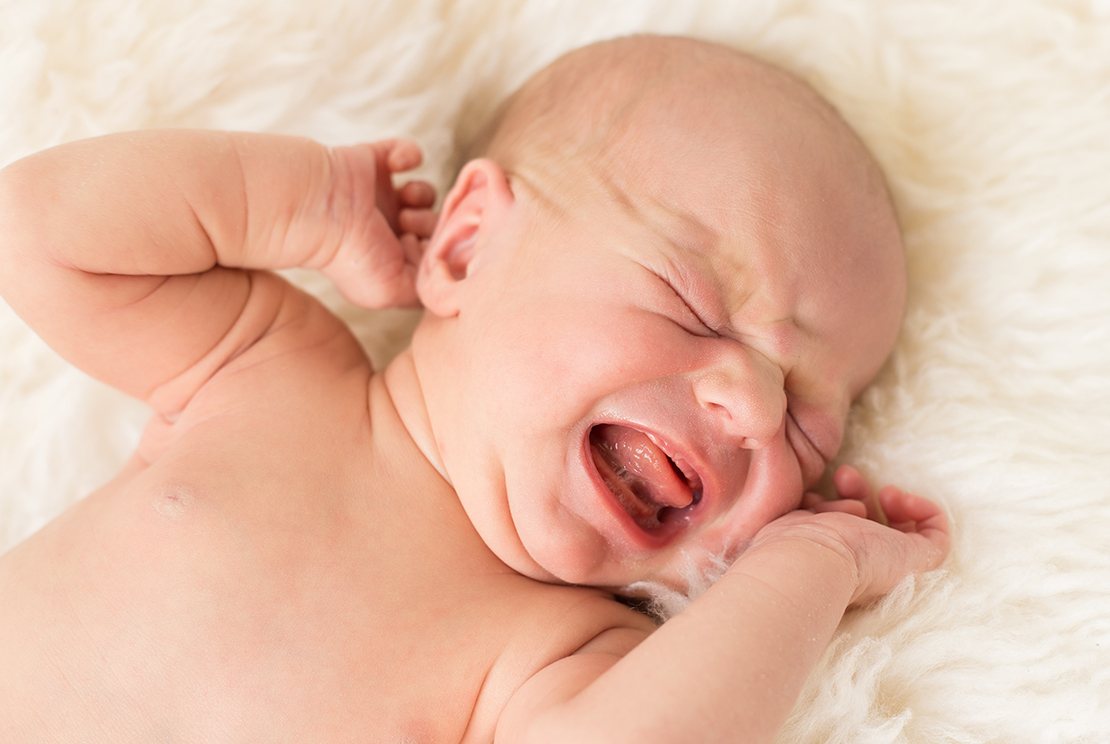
<box><xmin>692</xmin><ymin>352</ymin><xmax>786</xmax><ymax>450</ymax></box>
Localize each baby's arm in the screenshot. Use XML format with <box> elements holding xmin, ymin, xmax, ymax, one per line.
<box><xmin>0</xmin><ymin>130</ymin><xmax>434</xmax><ymax>413</ymax></box>
<box><xmin>497</xmin><ymin>468</ymin><xmax>950</xmax><ymax>744</ymax></box>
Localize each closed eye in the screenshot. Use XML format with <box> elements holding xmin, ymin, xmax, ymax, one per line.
<box><xmin>785</xmin><ymin>409</ymin><xmax>827</xmax><ymax>488</ymax></box>
<box><xmin>655</xmin><ymin>272</ymin><xmax>719</xmax><ymax>337</ymax></box>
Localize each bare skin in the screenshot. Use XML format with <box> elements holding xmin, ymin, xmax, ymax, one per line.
<box><xmin>0</xmin><ymin>37</ymin><xmax>948</xmax><ymax>744</ymax></box>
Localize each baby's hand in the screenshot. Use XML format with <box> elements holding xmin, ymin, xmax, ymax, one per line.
<box><xmin>317</xmin><ymin>139</ymin><xmax>437</xmax><ymax>308</ymax></box>
<box><xmin>750</xmin><ymin>466</ymin><xmax>950</xmax><ymax>605</ymax></box>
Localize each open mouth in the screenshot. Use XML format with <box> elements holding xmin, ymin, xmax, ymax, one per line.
<box><xmin>589</xmin><ymin>424</ymin><xmax>703</xmax><ymax>533</ymax></box>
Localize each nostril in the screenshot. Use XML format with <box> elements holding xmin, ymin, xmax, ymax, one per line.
<box><xmin>701</xmin><ymin>397</ymin><xmax>784</xmax><ymax>451</ymax></box>
<box><xmin>693</xmin><ymin>362</ymin><xmax>787</xmax><ymax>450</ymax></box>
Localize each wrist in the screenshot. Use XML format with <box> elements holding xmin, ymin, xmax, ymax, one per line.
<box><xmin>307</xmin><ymin>144</ymin><xmax>367</xmax><ymax>271</ymax></box>
<box><xmin>727</xmin><ymin>533</ymin><xmax>858</xmax><ymax>609</ymax></box>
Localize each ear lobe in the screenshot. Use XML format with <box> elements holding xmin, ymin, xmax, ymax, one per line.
<box><xmin>418</xmin><ymin>158</ymin><xmax>513</xmax><ymax>317</ymax></box>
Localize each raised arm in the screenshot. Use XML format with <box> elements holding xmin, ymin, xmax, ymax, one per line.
<box><xmin>0</xmin><ymin>130</ymin><xmax>434</xmax><ymax>413</ymax></box>
<box><xmin>497</xmin><ymin>468</ymin><xmax>950</xmax><ymax>744</ymax></box>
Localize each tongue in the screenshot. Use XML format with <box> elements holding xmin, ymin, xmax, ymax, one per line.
<box><xmin>590</xmin><ymin>424</ymin><xmax>694</xmax><ymax>530</ymax></box>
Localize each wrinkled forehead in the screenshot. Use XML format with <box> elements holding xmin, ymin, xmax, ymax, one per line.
<box><xmin>602</xmin><ymin>77</ymin><xmax>887</xmax><ymax>283</ymax></box>
<box><xmin>590</xmin><ymin>61</ymin><xmax>868</xmax><ymax>242</ymax></box>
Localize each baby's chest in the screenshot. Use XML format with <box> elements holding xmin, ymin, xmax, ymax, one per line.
<box><xmin>75</xmin><ymin>479</ymin><xmax>612</xmax><ymax>742</ymax></box>
<box><xmin>145</xmin><ymin>560</ymin><xmax>602</xmax><ymax>743</ymax></box>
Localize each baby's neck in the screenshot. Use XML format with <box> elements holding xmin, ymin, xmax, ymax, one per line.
<box><xmin>381</xmin><ymin>348</ymin><xmax>448</xmax><ymax>481</ymax></box>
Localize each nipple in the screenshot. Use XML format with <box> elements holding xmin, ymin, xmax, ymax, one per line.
<box><xmin>151</xmin><ymin>485</ymin><xmax>196</xmax><ymax>519</ymax></box>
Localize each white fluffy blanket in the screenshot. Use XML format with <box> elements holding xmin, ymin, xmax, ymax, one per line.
<box><xmin>2</xmin><ymin>1</ymin><xmax>1108</xmax><ymax>741</ymax></box>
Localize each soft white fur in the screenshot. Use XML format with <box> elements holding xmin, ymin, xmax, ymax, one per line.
<box><xmin>2</xmin><ymin>1</ymin><xmax>1109</xmax><ymax>740</ymax></box>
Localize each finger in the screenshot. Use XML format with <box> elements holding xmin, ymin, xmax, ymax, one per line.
<box><xmin>834</xmin><ymin>465</ymin><xmax>888</xmax><ymax>524</ymax></box>
<box><xmin>399</xmin><ymin>208</ymin><xmax>438</xmax><ymax>239</ymax></box>
<box><xmin>812</xmin><ymin>499</ymin><xmax>868</xmax><ymax>519</ymax></box>
<box><xmin>803</xmin><ymin>489</ymin><xmax>868</xmax><ymax>518</ymax></box>
<box><xmin>801</xmin><ymin>491</ymin><xmax>824</xmax><ymax>510</ymax></box>
<box><xmin>833</xmin><ymin>465</ymin><xmax>870</xmax><ymax>501</ymax></box>
<box><xmin>398</xmin><ymin>180</ymin><xmax>436</xmax><ymax>209</ymax></box>
<box><xmin>879</xmin><ymin>488</ymin><xmax>950</xmax><ymax>541</ymax></box>
<box><xmin>365</xmin><ymin>145</ymin><xmax>403</xmax><ymax>232</ymax></box>
<box><xmin>366</xmin><ymin>263</ymin><xmax>422</xmax><ymax>309</ymax></box>
<box><xmin>385</xmin><ymin>139</ymin><xmax>423</xmax><ymax>173</ymax></box>
<box><xmin>393</xmin><ymin>264</ymin><xmax>423</xmax><ymax>308</ymax></box>
<box><xmin>877</xmin><ymin>489</ymin><xmax>951</xmax><ymax>574</ymax></box>
<box><xmin>399</xmin><ymin>233</ymin><xmax>425</xmax><ymax>267</ymax></box>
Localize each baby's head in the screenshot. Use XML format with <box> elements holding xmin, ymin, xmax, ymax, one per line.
<box><xmin>409</xmin><ymin>35</ymin><xmax>904</xmax><ymax>592</ymax></box>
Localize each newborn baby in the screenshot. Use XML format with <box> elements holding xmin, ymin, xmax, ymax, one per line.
<box><xmin>0</xmin><ymin>35</ymin><xmax>948</xmax><ymax>743</ymax></box>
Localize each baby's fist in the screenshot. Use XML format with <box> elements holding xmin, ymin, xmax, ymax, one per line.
<box><xmin>317</xmin><ymin>139</ymin><xmax>437</xmax><ymax>309</ymax></box>
<box><xmin>760</xmin><ymin>467</ymin><xmax>950</xmax><ymax>606</ymax></box>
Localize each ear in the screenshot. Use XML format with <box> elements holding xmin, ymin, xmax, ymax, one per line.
<box><xmin>417</xmin><ymin>158</ymin><xmax>514</xmax><ymax>317</ymax></box>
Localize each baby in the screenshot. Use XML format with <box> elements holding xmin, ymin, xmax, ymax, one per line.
<box><xmin>0</xmin><ymin>35</ymin><xmax>948</xmax><ymax>743</ymax></box>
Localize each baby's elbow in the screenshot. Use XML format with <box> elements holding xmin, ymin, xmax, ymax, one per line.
<box><xmin>0</xmin><ymin>158</ymin><xmax>49</xmax><ymax>304</ymax></box>
<box><xmin>0</xmin><ymin>158</ymin><xmax>20</xmax><ymax>232</ymax></box>
<box><xmin>0</xmin><ymin>164</ymin><xmax>27</xmax><ymax>288</ymax></box>
<box><xmin>0</xmin><ymin>156</ymin><xmax>45</xmax><ymax>255</ymax></box>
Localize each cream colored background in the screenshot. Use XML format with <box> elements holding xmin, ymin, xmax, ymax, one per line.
<box><xmin>2</xmin><ymin>1</ymin><xmax>1109</xmax><ymax>740</ymax></box>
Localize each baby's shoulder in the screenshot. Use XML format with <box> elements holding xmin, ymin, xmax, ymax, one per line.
<box><xmin>498</xmin><ymin>579</ymin><xmax>656</xmax><ymax>646</ymax></box>
<box><xmin>139</xmin><ymin>279</ymin><xmax>374</xmax><ymax>463</ymax></box>
<box><xmin>461</xmin><ymin>578</ymin><xmax>656</xmax><ymax>739</ymax></box>
<box><xmin>525</xmin><ymin>584</ymin><xmax>657</xmax><ymax>666</ymax></box>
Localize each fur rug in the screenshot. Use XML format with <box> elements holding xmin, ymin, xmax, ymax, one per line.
<box><xmin>2</xmin><ymin>1</ymin><xmax>1109</xmax><ymax>740</ymax></box>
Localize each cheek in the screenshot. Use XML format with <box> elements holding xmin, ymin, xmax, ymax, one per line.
<box><xmin>744</xmin><ymin>440</ymin><xmax>806</xmax><ymax>524</ymax></box>
<box><xmin>701</xmin><ymin>435</ymin><xmax>806</xmax><ymax>554</ymax></box>
<box><xmin>477</xmin><ymin>299</ymin><xmax>684</xmax><ymax>413</ymax></box>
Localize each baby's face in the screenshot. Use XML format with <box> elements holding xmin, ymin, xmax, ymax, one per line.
<box><xmin>417</xmin><ymin>65</ymin><xmax>904</xmax><ymax>592</ymax></box>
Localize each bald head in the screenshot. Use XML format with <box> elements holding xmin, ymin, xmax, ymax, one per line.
<box><xmin>472</xmin><ymin>36</ymin><xmax>888</xmax><ymax>210</ymax></box>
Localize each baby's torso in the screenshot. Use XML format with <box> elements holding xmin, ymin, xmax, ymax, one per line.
<box><xmin>0</xmin><ymin>314</ymin><xmax>649</xmax><ymax>743</ymax></box>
